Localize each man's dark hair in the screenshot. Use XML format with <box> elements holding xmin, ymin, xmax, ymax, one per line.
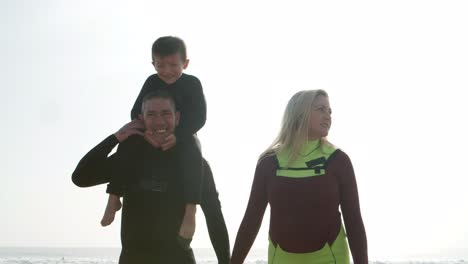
<box><xmin>141</xmin><ymin>90</ymin><xmax>177</xmax><ymax>114</ymax></box>
<box><xmin>152</xmin><ymin>36</ymin><xmax>187</xmax><ymax>61</ymax></box>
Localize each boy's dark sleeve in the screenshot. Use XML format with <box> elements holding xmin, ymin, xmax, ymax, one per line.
<box><xmin>131</xmin><ymin>75</ymin><xmax>155</xmax><ymax>120</ymax></box>
<box><xmin>200</xmin><ymin>159</ymin><xmax>230</xmax><ymax>264</ymax></box>
<box><xmin>71</xmin><ymin>135</ymin><xmax>119</xmax><ymax>187</ymax></box>
<box><xmin>175</xmin><ymin>76</ymin><xmax>206</xmax><ymax>142</ymax></box>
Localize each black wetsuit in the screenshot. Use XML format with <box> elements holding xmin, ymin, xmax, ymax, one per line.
<box><xmin>112</xmin><ymin>135</ymin><xmax>192</xmax><ymax>263</ymax></box>
<box><xmin>72</xmin><ymin>135</ymin><xmax>230</xmax><ymax>263</ymax></box>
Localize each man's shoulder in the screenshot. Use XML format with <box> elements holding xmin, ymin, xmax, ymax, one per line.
<box><xmin>118</xmin><ymin>135</ymin><xmax>146</xmax><ymax>152</ymax></box>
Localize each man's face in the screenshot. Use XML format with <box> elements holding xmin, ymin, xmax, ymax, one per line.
<box><xmin>152</xmin><ymin>53</ymin><xmax>189</xmax><ymax>85</ymax></box>
<box><xmin>142</xmin><ymin>98</ymin><xmax>180</xmax><ymax>136</ymax></box>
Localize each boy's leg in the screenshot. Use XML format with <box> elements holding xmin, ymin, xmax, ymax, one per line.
<box><xmin>179</xmin><ymin>136</ymin><xmax>203</xmax><ymax>204</ymax></box>
<box><xmin>101</xmin><ymin>194</ymin><xmax>122</xmax><ymax>226</ymax></box>
<box><xmin>178</xmin><ymin>136</ymin><xmax>203</xmax><ymax>238</ymax></box>
<box><xmin>102</xmin><ymin>151</ymin><xmax>127</xmax><ymax>227</ymax></box>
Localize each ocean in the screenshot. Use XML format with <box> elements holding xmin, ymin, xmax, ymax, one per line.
<box><xmin>0</xmin><ymin>247</ymin><xmax>466</xmax><ymax>264</ymax></box>
<box><xmin>0</xmin><ymin>247</ymin><xmax>266</xmax><ymax>264</ymax></box>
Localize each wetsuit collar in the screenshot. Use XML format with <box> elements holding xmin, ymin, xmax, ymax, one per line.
<box><xmin>300</xmin><ymin>139</ymin><xmax>321</xmax><ymax>156</ymax></box>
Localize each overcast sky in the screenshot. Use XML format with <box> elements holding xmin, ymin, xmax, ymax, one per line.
<box><xmin>2</xmin><ymin>0</ymin><xmax>468</xmax><ymax>260</ymax></box>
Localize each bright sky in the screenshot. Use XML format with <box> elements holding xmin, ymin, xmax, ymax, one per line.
<box><xmin>2</xmin><ymin>0</ymin><xmax>468</xmax><ymax>261</ymax></box>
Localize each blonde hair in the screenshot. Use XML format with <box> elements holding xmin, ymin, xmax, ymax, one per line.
<box><xmin>261</xmin><ymin>89</ymin><xmax>332</xmax><ymax>166</ymax></box>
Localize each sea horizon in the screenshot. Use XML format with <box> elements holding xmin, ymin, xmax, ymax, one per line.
<box><xmin>0</xmin><ymin>246</ymin><xmax>467</xmax><ymax>264</ymax></box>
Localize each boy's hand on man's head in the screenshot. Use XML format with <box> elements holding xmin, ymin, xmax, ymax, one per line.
<box><xmin>161</xmin><ymin>134</ymin><xmax>176</xmax><ymax>151</ymax></box>
<box><xmin>114</xmin><ymin>119</ymin><xmax>145</xmax><ymax>143</ymax></box>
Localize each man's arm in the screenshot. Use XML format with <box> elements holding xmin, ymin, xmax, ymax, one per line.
<box><xmin>71</xmin><ymin>120</ymin><xmax>145</xmax><ymax>187</ymax></box>
<box><xmin>72</xmin><ymin>135</ymin><xmax>118</xmax><ymax>187</ymax></box>
<box><xmin>200</xmin><ymin>159</ymin><xmax>230</xmax><ymax>264</ymax></box>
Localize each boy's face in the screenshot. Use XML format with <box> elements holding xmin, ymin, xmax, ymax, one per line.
<box><xmin>152</xmin><ymin>53</ymin><xmax>189</xmax><ymax>85</ymax></box>
<box><xmin>141</xmin><ymin>98</ymin><xmax>180</xmax><ymax>136</ymax></box>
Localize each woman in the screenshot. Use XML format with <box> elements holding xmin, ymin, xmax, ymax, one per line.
<box><xmin>230</xmin><ymin>90</ymin><xmax>367</xmax><ymax>264</ymax></box>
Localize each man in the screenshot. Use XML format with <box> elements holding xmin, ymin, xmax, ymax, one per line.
<box><xmin>72</xmin><ymin>90</ymin><xmax>230</xmax><ymax>263</ymax></box>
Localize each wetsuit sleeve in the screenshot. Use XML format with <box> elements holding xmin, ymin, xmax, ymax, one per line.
<box><xmin>130</xmin><ymin>75</ymin><xmax>155</xmax><ymax>120</ymax></box>
<box><xmin>336</xmin><ymin>151</ymin><xmax>368</xmax><ymax>264</ymax></box>
<box><xmin>71</xmin><ymin>135</ymin><xmax>119</xmax><ymax>187</ymax></box>
<box><xmin>175</xmin><ymin>77</ymin><xmax>206</xmax><ymax>143</ymax></box>
<box><xmin>230</xmin><ymin>155</ymin><xmax>274</xmax><ymax>264</ymax></box>
<box><xmin>199</xmin><ymin>159</ymin><xmax>230</xmax><ymax>264</ymax></box>
<box><xmin>106</xmin><ymin>137</ymin><xmax>139</xmax><ymax>196</ymax></box>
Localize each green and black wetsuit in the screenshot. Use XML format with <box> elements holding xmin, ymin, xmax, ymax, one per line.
<box><xmin>231</xmin><ymin>140</ymin><xmax>367</xmax><ymax>264</ymax></box>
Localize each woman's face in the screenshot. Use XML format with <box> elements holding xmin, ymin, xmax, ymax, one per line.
<box><xmin>307</xmin><ymin>95</ymin><xmax>332</xmax><ymax>140</ymax></box>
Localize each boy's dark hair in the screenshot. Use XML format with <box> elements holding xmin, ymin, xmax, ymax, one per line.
<box><xmin>141</xmin><ymin>90</ymin><xmax>177</xmax><ymax>114</ymax></box>
<box><xmin>152</xmin><ymin>36</ymin><xmax>187</xmax><ymax>61</ymax></box>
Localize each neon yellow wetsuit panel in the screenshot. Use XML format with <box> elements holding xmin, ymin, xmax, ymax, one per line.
<box><xmin>268</xmin><ymin>225</ymin><xmax>350</xmax><ymax>264</ymax></box>
<box><xmin>276</xmin><ymin>140</ymin><xmax>336</xmax><ymax>178</ymax></box>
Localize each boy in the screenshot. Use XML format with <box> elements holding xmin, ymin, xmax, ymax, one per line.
<box><xmin>101</xmin><ymin>36</ymin><xmax>206</xmax><ymax>241</ymax></box>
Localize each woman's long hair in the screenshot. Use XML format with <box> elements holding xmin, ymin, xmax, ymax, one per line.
<box><xmin>261</xmin><ymin>89</ymin><xmax>332</xmax><ymax>166</ymax></box>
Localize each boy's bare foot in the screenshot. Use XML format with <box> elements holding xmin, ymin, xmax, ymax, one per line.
<box><xmin>100</xmin><ymin>195</ymin><xmax>122</xmax><ymax>227</ymax></box>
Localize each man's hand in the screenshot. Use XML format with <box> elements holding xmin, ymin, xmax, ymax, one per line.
<box><xmin>179</xmin><ymin>204</ymin><xmax>196</xmax><ymax>239</ymax></box>
<box><xmin>114</xmin><ymin>119</ymin><xmax>145</xmax><ymax>143</ymax></box>
<box><xmin>161</xmin><ymin>134</ymin><xmax>176</xmax><ymax>151</ymax></box>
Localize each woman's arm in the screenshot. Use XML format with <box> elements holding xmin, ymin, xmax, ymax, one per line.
<box><xmin>200</xmin><ymin>159</ymin><xmax>230</xmax><ymax>264</ymax></box>
<box><xmin>336</xmin><ymin>151</ymin><xmax>368</xmax><ymax>264</ymax></box>
<box><xmin>230</xmin><ymin>155</ymin><xmax>275</xmax><ymax>264</ymax></box>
